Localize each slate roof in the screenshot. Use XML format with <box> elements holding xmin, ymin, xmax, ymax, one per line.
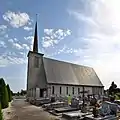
<box><xmin>43</xmin><ymin>57</ymin><xmax>103</xmax><ymax>87</ymax></box>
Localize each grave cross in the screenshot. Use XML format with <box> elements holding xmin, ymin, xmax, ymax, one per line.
<box><xmin>79</xmin><ymin>86</ymin><xmax>89</xmax><ymax>112</ymax></box>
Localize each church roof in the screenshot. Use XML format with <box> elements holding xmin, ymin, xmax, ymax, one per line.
<box><xmin>43</xmin><ymin>57</ymin><xmax>103</xmax><ymax>87</ymax></box>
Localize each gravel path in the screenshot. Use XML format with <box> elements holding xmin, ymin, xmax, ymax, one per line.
<box><xmin>2</xmin><ymin>99</ymin><xmax>60</xmax><ymax>120</ymax></box>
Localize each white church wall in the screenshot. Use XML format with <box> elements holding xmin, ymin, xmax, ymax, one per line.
<box><xmin>46</xmin><ymin>86</ymin><xmax>51</xmax><ymax>97</ymax></box>
<box><xmin>47</xmin><ymin>84</ymin><xmax>95</xmax><ymax>97</ymax></box>
<box><xmin>28</xmin><ymin>84</ymin><xmax>103</xmax><ymax>98</ymax></box>
<box><xmin>36</xmin><ymin>87</ymin><xmax>40</xmax><ymax>98</ymax></box>
<box><xmin>84</xmin><ymin>87</ymin><xmax>92</xmax><ymax>95</ymax></box>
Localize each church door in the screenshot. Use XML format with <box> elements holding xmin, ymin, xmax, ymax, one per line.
<box><xmin>40</xmin><ymin>89</ymin><xmax>44</xmax><ymax>97</ymax></box>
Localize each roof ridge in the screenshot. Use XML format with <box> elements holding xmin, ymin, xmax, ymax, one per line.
<box><xmin>43</xmin><ymin>57</ymin><xmax>93</xmax><ymax>69</ymax></box>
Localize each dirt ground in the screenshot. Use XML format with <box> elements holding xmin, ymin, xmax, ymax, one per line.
<box><xmin>2</xmin><ymin>99</ymin><xmax>61</xmax><ymax>120</ymax></box>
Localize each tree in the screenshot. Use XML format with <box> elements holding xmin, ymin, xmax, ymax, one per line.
<box><xmin>17</xmin><ymin>92</ymin><xmax>20</xmax><ymax>96</ymax></box>
<box><xmin>20</xmin><ymin>89</ymin><xmax>27</xmax><ymax>96</ymax></box>
<box><xmin>109</xmin><ymin>81</ymin><xmax>117</xmax><ymax>95</ymax></box>
<box><xmin>0</xmin><ymin>78</ymin><xmax>9</xmax><ymax>109</ymax></box>
<box><xmin>0</xmin><ymin>103</ymin><xmax>3</xmax><ymax>120</ymax></box>
<box><xmin>6</xmin><ymin>84</ymin><xmax>12</xmax><ymax>102</ymax></box>
<box><xmin>11</xmin><ymin>90</ymin><xmax>14</xmax><ymax>96</ymax></box>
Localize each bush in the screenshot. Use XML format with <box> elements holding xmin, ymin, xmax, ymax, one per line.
<box><xmin>0</xmin><ymin>78</ymin><xmax>9</xmax><ymax>109</ymax></box>
<box><xmin>115</xmin><ymin>93</ymin><xmax>120</xmax><ymax>100</ymax></box>
<box><xmin>0</xmin><ymin>103</ymin><xmax>3</xmax><ymax>120</ymax></box>
<box><xmin>6</xmin><ymin>84</ymin><xmax>12</xmax><ymax>102</ymax></box>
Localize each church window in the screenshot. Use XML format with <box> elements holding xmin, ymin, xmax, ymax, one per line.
<box><xmin>78</xmin><ymin>88</ymin><xmax>80</xmax><ymax>94</ymax></box>
<box><xmin>31</xmin><ymin>89</ymin><xmax>33</xmax><ymax>97</ymax></box>
<box><xmin>52</xmin><ymin>86</ymin><xmax>54</xmax><ymax>94</ymax></box>
<box><xmin>34</xmin><ymin>56</ymin><xmax>39</xmax><ymax>68</ymax></box>
<box><xmin>72</xmin><ymin>87</ymin><xmax>74</xmax><ymax>94</ymax></box>
<box><xmin>66</xmin><ymin>87</ymin><xmax>68</xmax><ymax>95</ymax></box>
<box><xmin>60</xmin><ymin>86</ymin><xmax>62</xmax><ymax>94</ymax></box>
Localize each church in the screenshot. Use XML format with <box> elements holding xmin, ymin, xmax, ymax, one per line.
<box><xmin>26</xmin><ymin>22</ymin><xmax>104</xmax><ymax>99</ymax></box>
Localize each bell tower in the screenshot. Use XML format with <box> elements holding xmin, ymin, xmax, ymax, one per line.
<box><xmin>27</xmin><ymin>15</ymin><xmax>46</xmax><ymax>99</ymax></box>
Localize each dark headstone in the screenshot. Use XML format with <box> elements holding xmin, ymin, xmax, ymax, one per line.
<box><xmin>51</xmin><ymin>96</ymin><xmax>55</xmax><ymax>102</ymax></box>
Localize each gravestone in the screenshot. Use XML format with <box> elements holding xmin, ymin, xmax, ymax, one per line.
<box><xmin>107</xmin><ymin>101</ymin><xmax>118</xmax><ymax>116</ymax></box>
<box><xmin>90</xmin><ymin>97</ymin><xmax>97</xmax><ymax>106</ymax></box>
<box><xmin>99</xmin><ymin>101</ymin><xmax>111</xmax><ymax>116</ymax></box>
<box><xmin>71</xmin><ymin>98</ymin><xmax>79</xmax><ymax>109</ymax></box>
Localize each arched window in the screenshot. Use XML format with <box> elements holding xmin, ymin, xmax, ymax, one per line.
<box><xmin>52</xmin><ymin>86</ymin><xmax>54</xmax><ymax>94</ymax></box>
<box><xmin>78</xmin><ymin>88</ymin><xmax>80</xmax><ymax>94</ymax></box>
<box><xmin>66</xmin><ymin>87</ymin><xmax>68</xmax><ymax>95</ymax></box>
<box><xmin>72</xmin><ymin>87</ymin><xmax>74</xmax><ymax>94</ymax></box>
<box><xmin>60</xmin><ymin>86</ymin><xmax>62</xmax><ymax>94</ymax></box>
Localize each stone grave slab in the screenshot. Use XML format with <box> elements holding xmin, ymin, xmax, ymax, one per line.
<box><xmin>43</xmin><ymin>101</ymin><xmax>68</xmax><ymax>110</ymax></box>
<box><xmin>54</xmin><ymin>106</ymin><xmax>80</xmax><ymax>113</ymax></box>
<box><xmin>35</xmin><ymin>98</ymin><xmax>51</xmax><ymax>106</ymax></box>
<box><xmin>85</xmin><ymin>114</ymin><xmax>118</xmax><ymax>120</ymax></box>
<box><xmin>48</xmin><ymin>110</ymin><xmax>63</xmax><ymax>116</ymax></box>
<box><xmin>62</xmin><ymin>111</ymin><xmax>91</xmax><ymax>120</ymax></box>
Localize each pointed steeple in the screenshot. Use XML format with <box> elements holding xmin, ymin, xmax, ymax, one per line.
<box><xmin>33</xmin><ymin>19</ymin><xmax>38</xmax><ymax>53</ymax></box>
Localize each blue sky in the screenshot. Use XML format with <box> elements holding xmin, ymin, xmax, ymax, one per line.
<box><xmin>1</xmin><ymin>0</ymin><xmax>120</xmax><ymax>92</ymax></box>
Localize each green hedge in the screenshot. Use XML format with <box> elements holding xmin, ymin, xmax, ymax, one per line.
<box><xmin>6</xmin><ymin>84</ymin><xmax>12</xmax><ymax>102</ymax></box>
<box><xmin>0</xmin><ymin>78</ymin><xmax>9</xmax><ymax>109</ymax></box>
<box><xmin>0</xmin><ymin>103</ymin><xmax>3</xmax><ymax>120</ymax></box>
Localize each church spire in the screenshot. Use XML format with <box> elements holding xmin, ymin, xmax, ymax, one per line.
<box><xmin>33</xmin><ymin>15</ymin><xmax>38</xmax><ymax>53</ymax></box>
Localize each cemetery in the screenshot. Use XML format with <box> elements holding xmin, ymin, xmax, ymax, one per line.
<box><xmin>27</xmin><ymin>90</ymin><xmax>120</xmax><ymax>120</ymax></box>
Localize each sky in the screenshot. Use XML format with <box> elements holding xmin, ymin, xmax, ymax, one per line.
<box><xmin>0</xmin><ymin>0</ymin><xmax>120</xmax><ymax>92</ymax></box>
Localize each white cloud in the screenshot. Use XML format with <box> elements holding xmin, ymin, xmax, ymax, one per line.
<box><xmin>0</xmin><ymin>55</ymin><xmax>27</xmax><ymax>67</ymax></box>
<box><xmin>7</xmin><ymin>56</ymin><xmax>26</xmax><ymax>64</ymax></box>
<box><xmin>66</xmin><ymin>29</ymin><xmax>71</xmax><ymax>36</ymax></box>
<box><xmin>13</xmin><ymin>43</ymin><xmax>23</xmax><ymax>49</ymax></box>
<box><xmin>8</xmin><ymin>38</ymin><xmax>30</xmax><ymax>50</ymax></box>
<box><xmin>44</xmin><ymin>29</ymin><xmax>54</xmax><ymax>35</ymax></box>
<box><xmin>0</xmin><ymin>25</ymin><xmax>7</xmax><ymax>30</ymax></box>
<box><xmin>24</xmin><ymin>36</ymin><xmax>34</xmax><ymax>45</ymax></box>
<box><xmin>24</xmin><ymin>26</ymin><xmax>33</xmax><ymax>31</ymax></box>
<box><xmin>46</xmin><ymin>45</ymin><xmax>78</xmax><ymax>57</ymax></box>
<box><xmin>8</xmin><ymin>38</ymin><xmax>18</xmax><ymax>44</ymax></box>
<box><xmin>24</xmin><ymin>36</ymin><xmax>33</xmax><ymax>40</ymax></box>
<box><xmin>13</xmin><ymin>42</ymin><xmax>30</xmax><ymax>50</ymax></box>
<box><xmin>14</xmin><ymin>38</ymin><xmax>18</xmax><ymax>42</ymax></box>
<box><xmin>8</xmin><ymin>39</ymin><xmax>14</xmax><ymax>43</ymax></box>
<box><xmin>22</xmin><ymin>44</ymin><xmax>30</xmax><ymax>50</ymax></box>
<box><xmin>68</xmin><ymin>0</ymin><xmax>120</xmax><ymax>89</ymax></box>
<box><xmin>0</xmin><ymin>56</ymin><xmax>10</xmax><ymax>67</ymax></box>
<box><xmin>0</xmin><ymin>25</ymin><xmax>7</xmax><ymax>34</ymax></box>
<box><xmin>3</xmin><ymin>11</ymin><xmax>30</xmax><ymax>28</ymax></box>
<box><xmin>19</xmin><ymin>52</ymin><xmax>24</xmax><ymax>55</ymax></box>
<box><xmin>24</xmin><ymin>36</ymin><xmax>34</xmax><ymax>50</ymax></box>
<box><xmin>4</xmin><ymin>34</ymin><xmax>8</xmax><ymax>38</ymax></box>
<box><xmin>30</xmin><ymin>44</ymin><xmax>33</xmax><ymax>50</ymax></box>
<box><xmin>42</xmin><ymin>29</ymin><xmax>72</xmax><ymax>48</ymax></box>
<box><xmin>0</xmin><ymin>41</ymin><xmax>7</xmax><ymax>48</ymax></box>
